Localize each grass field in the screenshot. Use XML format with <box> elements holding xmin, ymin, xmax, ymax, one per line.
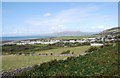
<box><xmin>35</xmin><ymin>46</ymin><xmax>90</xmax><ymax>56</ymax></box>
<box><xmin>2</xmin><ymin>46</ymin><xmax>90</xmax><ymax>71</ymax></box>
<box><xmin>2</xmin><ymin>55</ymin><xmax>68</xmax><ymax>71</ymax></box>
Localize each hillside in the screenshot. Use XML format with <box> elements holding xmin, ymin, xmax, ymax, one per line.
<box><xmin>99</xmin><ymin>27</ymin><xmax>120</xmax><ymax>35</ymax></box>
<box><xmin>18</xmin><ymin>43</ymin><xmax>119</xmax><ymax>76</ymax></box>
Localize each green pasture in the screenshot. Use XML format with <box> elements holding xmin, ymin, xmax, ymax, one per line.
<box><xmin>2</xmin><ymin>46</ymin><xmax>90</xmax><ymax>71</ymax></box>
<box><xmin>35</xmin><ymin>46</ymin><xmax>90</xmax><ymax>56</ymax></box>
<box><xmin>2</xmin><ymin>55</ymin><xmax>68</xmax><ymax>71</ymax></box>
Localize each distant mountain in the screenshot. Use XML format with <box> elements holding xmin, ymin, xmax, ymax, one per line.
<box><xmin>44</xmin><ymin>31</ymin><xmax>96</xmax><ymax>36</ymax></box>
<box><xmin>99</xmin><ymin>27</ymin><xmax>120</xmax><ymax>35</ymax></box>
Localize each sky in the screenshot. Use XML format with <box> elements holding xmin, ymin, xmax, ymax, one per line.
<box><xmin>2</xmin><ymin>2</ymin><xmax>118</xmax><ymax>36</ymax></box>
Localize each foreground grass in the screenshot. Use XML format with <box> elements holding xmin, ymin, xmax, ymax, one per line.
<box><xmin>2</xmin><ymin>55</ymin><xmax>68</xmax><ymax>71</ymax></box>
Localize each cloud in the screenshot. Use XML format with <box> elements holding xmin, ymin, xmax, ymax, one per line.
<box><xmin>44</xmin><ymin>12</ymin><xmax>51</xmax><ymax>17</ymax></box>
<box><xmin>25</xmin><ymin>5</ymin><xmax>116</xmax><ymax>33</ymax></box>
<box><xmin>26</xmin><ymin>5</ymin><xmax>99</xmax><ymax>24</ymax></box>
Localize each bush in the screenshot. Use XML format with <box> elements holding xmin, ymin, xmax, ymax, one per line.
<box><xmin>61</xmin><ymin>50</ymin><xmax>71</xmax><ymax>54</ymax></box>
<box><xmin>85</xmin><ymin>47</ymin><xmax>98</xmax><ymax>53</ymax></box>
<box><xmin>18</xmin><ymin>52</ymin><xmax>22</xmax><ymax>55</ymax></box>
<box><xmin>100</xmin><ymin>46</ymin><xmax>104</xmax><ymax>48</ymax></box>
<box><xmin>71</xmin><ymin>52</ymin><xmax>74</xmax><ymax>54</ymax></box>
<box><xmin>82</xmin><ymin>42</ymin><xmax>90</xmax><ymax>45</ymax></box>
<box><xmin>50</xmin><ymin>53</ymin><xmax>53</xmax><ymax>55</ymax></box>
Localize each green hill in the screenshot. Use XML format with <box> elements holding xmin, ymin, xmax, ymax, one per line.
<box><xmin>99</xmin><ymin>27</ymin><xmax>120</xmax><ymax>35</ymax></box>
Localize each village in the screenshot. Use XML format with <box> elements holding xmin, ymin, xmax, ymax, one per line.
<box><xmin>2</xmin><ymin>34</ymin><xmax>117</xmax><ymax>46</ymax></box>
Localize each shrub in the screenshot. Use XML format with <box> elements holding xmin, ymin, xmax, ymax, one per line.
<box><xmin>100</xmin><ymin>46</ymin><xmax>104</xmax><ymax>48</ymax></box>
<box><xmin>50</xmin><ymin>53</ymin><xmax>53</xmax><ymax>55</ymax></box>
<box><xmin>61</xmin><ymin>50</ymin><xmax>71</xmax><ymax>54</ymax></box>
<box><xmin>71</xmin><ymin>52</ymin><xmax>74</xmax><ymax>54</ymax></box>
<box><xmin>85</xmin><ymin>47</ymin><xmax>98</xmax><ymax>53</ymax></box>
<box><xmin>18</xmin><ymin>52</ymin><xmax>22</xmax><ymax>55</ymax></box>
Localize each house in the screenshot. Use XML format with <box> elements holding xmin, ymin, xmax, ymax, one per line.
<box><xmin>69</xmin><ymin>40</ymin><xmax>76</xmax><ymax>43</ymax></box>
<box><xmin>76</xmin><ymin>40</ymin><xmax>86</xmax><ymax>43</ymax></box>
<box><xmin>90</xmin><ymin>43</ymin><xmax>104</xmax><ymax>46</ymax></box>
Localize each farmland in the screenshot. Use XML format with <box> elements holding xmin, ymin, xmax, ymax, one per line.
<box><xmin>2</xmin><ymin>45</ymin><xmax>90</xmax><ymax>71</ymax></box>
<box><xmin>35</xmin><ymin>45</ymin><xmax>90</xmax><ymax>56</ymax></box>
<box><xmin>2</xmin><ymin>55</ymin><xmax>68</xmax><ymax>71</ymax></box>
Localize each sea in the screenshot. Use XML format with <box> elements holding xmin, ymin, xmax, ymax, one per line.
<box><xmin>1</xmin><ymin>36</ymin><xmax>55</xmax><ymax>41</ymax></box>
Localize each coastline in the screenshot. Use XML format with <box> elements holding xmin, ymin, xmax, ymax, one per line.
<box><xmin>1</xmin><ymin>36</ymin><xmax>56</xmax><ymax>42</ymax></box>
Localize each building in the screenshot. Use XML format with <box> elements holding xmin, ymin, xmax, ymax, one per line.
<box><xmin>90</xmin><ymin>43</ymin><xmax>104</xmax><ymax>46</ymax></box>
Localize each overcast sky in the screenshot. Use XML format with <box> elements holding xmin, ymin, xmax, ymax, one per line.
<box><xmin>2</xmin><ymin>2</ymin><xmax>118</xmax><ymax>36</ymax></box>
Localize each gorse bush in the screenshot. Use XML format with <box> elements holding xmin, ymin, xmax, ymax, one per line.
<box><xmin>85</xmin><ymin>47</ymin><xmax>98</xmax><ymax>53</ymax></box>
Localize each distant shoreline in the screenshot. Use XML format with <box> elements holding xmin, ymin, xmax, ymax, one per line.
<box><xmin>1</xmin><ymin>36</ymin><xmax>56</xmax><ymax>42</ymax></box>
